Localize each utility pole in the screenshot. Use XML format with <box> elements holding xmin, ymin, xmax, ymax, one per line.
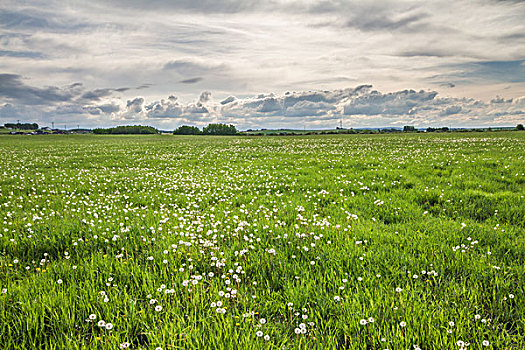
<box><xmin>340</xmin><ymin>119</ymin><xmax>343</xmax><ymax>129</ymax></box>
<box><xmin>52</xmin><ymin>122</ymin><xmax>54</xmax><ymax>129</ymax></box>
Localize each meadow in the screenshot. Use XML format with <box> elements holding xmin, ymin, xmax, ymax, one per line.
<box><xmin>0</xmin><ymin>132</ymin><xmax>523</xmax><ymax>349</ymax></box>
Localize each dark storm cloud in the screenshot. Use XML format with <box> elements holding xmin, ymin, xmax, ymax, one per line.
<box><xmin>345</xmin><ymin>12</ymin><xmax>428</xmax><ymax>32</ymax></box>
<box><xmin>85</xmin><ymin>103</ymin><xmax>121</xmax><ymax>115</ymax></box>
<box><xmin>0</xmin><ymin>73</ymin><xmax>132</xmax><ymax>106</ymax></box>
<box><xmin>81</xmin><ymin>89</ymin><xmax>114</xmax><ymax>101</ymax></box>
<box><xmin>180</xmin><ymin>77</ymin><xmax>203</xmax><ymax>84</ymax></box>
<box><xmin>0</xmin><ymin>73</ymin><xmax>77</xmax><ymax>105</ymax></box>
<box><xmin>80</xmin><ymin>88</ymin><xmax>130</xmax><ymax>102</ymax></box>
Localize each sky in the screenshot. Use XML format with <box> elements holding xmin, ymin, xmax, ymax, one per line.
<box><xmin>1</xmin><ymin>0</ymin><xmax>524</xmax><ymax>130</ymax></box>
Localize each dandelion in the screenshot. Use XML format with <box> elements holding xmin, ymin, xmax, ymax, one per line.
<box><xmin>449</xmin><ymin>321</ymin><xmax>455</xmax><ymax>327</ymax></box>
<box><xmin>457</xmin><ymin>340</ymin><xmax>464</xmax><ymax>347</ymax></box>
<box><xmin>155</xmin><ymin>305</ymin><xmax>162</xmax><ymax>312</ymax></box>
<box><xmin>475</xmin><ymin>314</ymin><xmax>481</xmax><ymax>320</ymax></box>
<box><xmin>97</xmin><ymin>320</ymin><xmax>106</xmax><ymax>327</ymax></box>
<box><xmin>359</xmin><ymin>319</ymin><xmax>367</xmax><ymax>325</ymax></box>
<box><xmin>400</xmin><ymin>321</ymin><xmax>406</xmax><ymax>327</ymax></box>
<box><xmin>482</xmin><ymin>340</ymin><xmax>490</xmax><ymax>346</ymax></box>
<box><xmin>294</xmin><ymin>328</ymin><xmax>301</xmax><ymax>334</ymax></box>
<box><xmin>89</xmin><ymin>314</ymin><xmax>97</xmax><ymax>320</ymax></box>
<box><xmin>264</xmin><ymin>335</ymin><xmax>270</xmax><ymax>341</ymax></box>
<box><xmin>57</xmin><ymin>279</ymin><xmax>63</xmax><ymax>284</ymax></box>
<box><xmin>395</xmin><ymin>287</ymin><xmax>403</xmax><ymax>292</ymax></box>
<box><xmin>259</xmin><ymin>318</ymin><xmax>266</xmax><ymax>324</ymax></box>
<box><xmin>256</xmin><ymin>331</ymin><xmax>263</xmax><ymax>337</ymax></box>
<box><xmin>105</xmin><ymin>323</ymin><xmax>113</xmax><ymax>330</ymax></box>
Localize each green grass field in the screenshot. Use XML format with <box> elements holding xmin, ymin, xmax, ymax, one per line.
<box><xmin>0</xmin><ymin>133</ymin><xmax>524</xmax><ymax>349</ymax></box>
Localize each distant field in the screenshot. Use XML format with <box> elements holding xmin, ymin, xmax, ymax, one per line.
<box><xmin>0</xmin><ymin>133</ymin><xmax>524</xmax><ymax>349</ymax></box>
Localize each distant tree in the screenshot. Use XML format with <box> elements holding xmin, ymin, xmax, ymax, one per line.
<box><xmin>202</xmin><ymin>123</ymin><xmax>238</xmax><ymax>135</ymax></box>
<box><xmin>517</xmin><ymin>124</ymin><xmax>524</xmax><ymax>131</ymax></box>
<box><xmin>427</xmin><ymin>127</ymin><xmax>449</xmax><ymax>133</ymax></box>
<box><xmin>173</xmin><ymin>125</ymin><xmax>202</xmax><ymax>135</ymax></box>
<box><xmin>403</xmin><ymin>125</ymin><xmax>416</xmax><ymax>132</ymax></box>
<box><xmin>93</xmin><ymin>125</ymin><xmax>157</xmax><ymax>134</ymax></box>
<box><xmin>4</xmin><ymin>122</ymin><xmax>38</xmax><ymax>130</ymax></box>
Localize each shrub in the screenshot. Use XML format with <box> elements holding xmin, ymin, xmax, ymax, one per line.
<box><xmin>202</xmin><ymin>123</ymin><xmax>237</xmax><ymax>135</ymax></box>
<box><xmin>173</xmin><ymin>125</ymin><xmax>202</xmax><ymax>135</ymax></box>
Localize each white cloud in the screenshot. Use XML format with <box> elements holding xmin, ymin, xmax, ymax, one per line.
<box><xmin>1</xmin><ymin>0</ymin><xmax>524</xmax><ymax>128</ymax></box>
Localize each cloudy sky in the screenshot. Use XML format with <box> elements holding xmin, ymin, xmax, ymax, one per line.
<box><xmin>1</xmin><ymin>0</ymin><xmax>524</xmax><ymax>129</ymax></box>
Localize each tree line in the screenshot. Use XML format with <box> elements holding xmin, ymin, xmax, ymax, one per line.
<box><xmin>93</xmin><ymin>125</ymin><xmax>158</xmax><ymax>134</ymax></box>
<box><xmin>4</xmin><ymin>123</ymin><xmax>39</xmax><ymax>130</ymax></box>
<box><xmin>173</xmin><ymin>123</ymin><xmax>238</xmax><ymax>135</ymax></box>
